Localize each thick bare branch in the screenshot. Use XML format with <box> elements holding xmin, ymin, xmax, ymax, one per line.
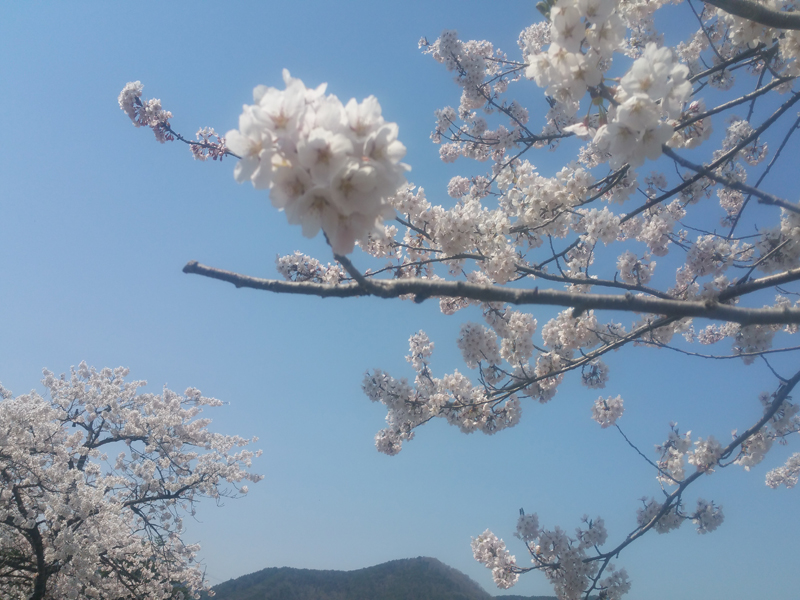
<box><xmin>720</xmin><ymin>267</ymin><xmax>800</xmax><ymax>300</ymax></box>
<box><xmin>704</xmin><ymin>0</ymin><xmax>800</xmax><ymax>30</ymax></box>
<box><xmin>183</xmin><ymin>260</ymin><xmax>800</xmax><ymax>325</ymax></box>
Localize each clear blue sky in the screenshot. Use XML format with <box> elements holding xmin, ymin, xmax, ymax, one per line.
<box><xmin>1</xmin><ymin>3</ymin><xmax>798</xmax><ymax>599</ymax></box>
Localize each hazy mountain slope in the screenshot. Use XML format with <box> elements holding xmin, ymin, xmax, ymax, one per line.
<box><xmin>202</xmin><ymin>556</ymin><xmax>556</xmax><ymax>600</ymax></box>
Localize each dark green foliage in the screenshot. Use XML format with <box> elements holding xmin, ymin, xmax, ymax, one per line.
<box><xmin>201</xmin><ymin>557</ymin><xmax>557</xmax><ymax>600</ymax></box>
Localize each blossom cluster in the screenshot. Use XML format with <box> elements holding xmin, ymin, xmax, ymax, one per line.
<box><xmin>363</xmin><ymin>331</ymin><xmax>522</xmax><ymax>454</ymax></box>
<box><xmin>733</xmin><ymin>391</ymin><xmax>800</xmax><ymax>473</ymax></box>
<box><xmin>225</xmin><ymin>70</ymin><xmax>409</xmax><ymax>254</ymax></box>
<box><xmin>471</xmin><ymin>530</ymin><xmax>519</xmax><ymax>589</ymax></box>
<box><xmin>594</xmin><ymin>43</ymin><xmax>695</xmax><ymax>168</ymax></box>
<box><xmin>687</xmin><ymin>435</ymin><xmax>723</xmax><ymax>473</ymax></box>
<box><xmin>118</xmin><ymin>81</ymin><xmax>174</xmax><ymax>143</ymax></box>
<box><xmin>519</xmin><ymin>0</ymin><xmax>709</xmax><ymax>168</ymax></box>
<box><xmin>509</xmin><ymin>513</ymin><xmax>630</xmax><ymax>600</ymax></box>
<box><xmin>635</xmin><ymin>498</ymin><xmax>683</xmax><ymax>534</ymax></box>
<box><xmin>692</xmin><ymin>499</ymin><xmax>724</xmax><ymax>534</ymax></box>
<box><xmin>766</xmin><ymin>452</ymin><xmax>800</xmax><ymax>488</ymax></box>
<box><xmin>655</xmin><ymin>425</ymin><xmax>693</xmax><ymax>484</ymax></box>
<box><xmin>275</xmin><ymin>250</ymin><xmax>346</xmax><ymax>284</ymax></box>
<box><xmin>191</xmin><ymin>126</ymin><xmax>229</xmax><ymax>161</ymax></box>
<box><xmin>591</xmin><ymin>395</ymin><xmax>624</xmax><ymax>428</ymax></box>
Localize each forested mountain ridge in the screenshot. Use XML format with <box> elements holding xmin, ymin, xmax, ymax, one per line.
<box><xmin>202</xmin><ymin>557</ymin><xmax>557</xmax><ymax>600</ymax></box>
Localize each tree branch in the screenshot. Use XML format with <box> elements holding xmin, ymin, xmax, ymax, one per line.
<box><xmin>677</xmin><ymin>74</ymin><xmax>793</xmax><ymax>130</ymax></box>
<box><xmin>183</xmin><ymin>260</ymin><xmax>800</xmax><ymax>325</ymax></box>
<box><xmin>584</xmin><ymin>366</ymin><xmax>800</xmax><ymax>587</ymax></box>
<box><xmin>703</xmin><ymin>0</ymin><xmax>800</xmax><ymax>30</ymax></box>
<box><xmin>662</xmin><ymin>146</ymin><xmax>800</xmax><ymax>214</ymax></box>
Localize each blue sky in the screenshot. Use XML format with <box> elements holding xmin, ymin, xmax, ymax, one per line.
<box><xmin>1</xmin><ymin>2</ymin><xmax>799</xmax><ymax>599</ymax></box>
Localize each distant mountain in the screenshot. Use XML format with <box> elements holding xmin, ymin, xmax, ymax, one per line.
<box><xmin>497</xmin><ymin>597</ymin><xmax>558</xmax><ymax>600</ymax></box>
<box><xmin>201</xmin><ymin>556</ymin><xmax>557</xmax><ymax>600</ymax></box>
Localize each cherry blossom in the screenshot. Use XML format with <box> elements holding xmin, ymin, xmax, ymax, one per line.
<box><xmin>121</xmin><ymin>0</ymin><xmax>800</xmax><ymax>596</ymax></box>
<box><xmin>591</xmin><ymin>395</ymin><xmax>624</xmax><ymax>428</ymax></box>
<box><xmin>227</xmin><ymin>71</ymin><xmax>410</xmax><ymax>254</ymax></box>
<box><xmin>766</xmin><ymin>453</ymin><xmax>800</xmax><ymax>488</ymax></box>
<box><xmin>0</xmin><ymin>364</ymin><xmax>262</xmax><ymax>600</ymax></box>
<box><xmin>471</xmin><ymin>530</ymin><xmax>519</xmax><ymax>589</ymax></box>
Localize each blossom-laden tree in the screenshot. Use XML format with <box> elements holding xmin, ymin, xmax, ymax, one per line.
<box><xmin>0</xmin><ymin>364</ymin><xmax>262</xmax><ymax>600</ymax></box>
<box><xmin>121</xmin><ymin>0</ymin><xmax>800</xmax><ymax>597</ymax></box>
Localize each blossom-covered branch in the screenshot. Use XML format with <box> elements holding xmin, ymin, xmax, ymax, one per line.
<box><xmin>118</xmin><ymin>81</ymin><xmax>236</xmax><ymax>161</ymax></box>
<box><xmin>120</xmin><ymin>0</ymin><xmax>800</xmax><ymax>596</ymax></box>
<box><xmin>476</xmin><ymin>368</ymin><xmax>800</xmax><ymax>598</ymax></box>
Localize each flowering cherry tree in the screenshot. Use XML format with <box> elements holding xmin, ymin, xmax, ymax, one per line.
<box><xmin>120</xmin><ymin>0</ymin><xmax>800</xmax><ymax>597</ymax></box>
<box><xmin>0</xmin><ymin>364</ymin><xmax>262</xmax><ymax>600</ymax></box>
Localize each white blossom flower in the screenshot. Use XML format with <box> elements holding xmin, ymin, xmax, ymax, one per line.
<box><xmin>471</xmin><ymin>530</ymin><xmax>519</xmax><ymax>589</ymax></box>
<box><xmin>226</xmin><ymin>70</ymin><xmax>408</xmax><ymax>254</ymax></box>
<box><xmin>692</xmin><ymin>499</ymin><xmax>724</xmax><ymax>534</ymax></box>
<box><xmin>636</xmin><ymin>498</ymin><xmax>683</xmax><ymax>533</ymax></box>
<box><xmin>766</xmin><ymin>453</ymin><xmax>800</xmax><ymax>489</ymax></box>
<box><xmin>688</xmin><ymin>435</ymin><xmax>722</xmax><ymax>473</ymax></box>
<box><xmin>591</xmin><ymin>395</ymin><xmax>624</xmax><ymax>427</ymax></box>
